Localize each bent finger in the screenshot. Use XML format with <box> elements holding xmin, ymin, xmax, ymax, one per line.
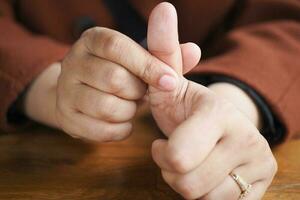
<box><xmin>160</xmin><ymin>111</ymin><xmax>223</xmax><ymax>174</ymax></box>
<box><xmin>57</xmin><ymin>109</ymin><xmax>132</xmax><ymax>142</ymax></box>
<box><xmin>147</xmin><ymin>2</ymin><xmax>182</xmax><ymax>73</ymax></box>
<box><xmin>76</xmin><ymin>55</ymin><xmax>147</xmax><ymax>100</ymax></box>
<box><xmin>81</xmin><ymin>27</ymin><xmax>178</xmax><ymax>91</ymax></box>
<box><xmin>74</xmin><ymin>83</ymin><xmax>137</xmax><ymax>123</ymax></box>
<box><xmin>181</xmin><ymin>42</ymin><xmax>201</xmax><ymax>74</ymax></box>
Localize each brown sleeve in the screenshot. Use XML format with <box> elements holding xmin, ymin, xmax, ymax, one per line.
<box><xmin>0</xmin><ymin>1</ymin><xmax>69</xmax><ymax>131</ymax></box>
<box><xmin>191</xmin><ymin>0</ymin><xmax>300</xmax><ymax>140</ymax></box>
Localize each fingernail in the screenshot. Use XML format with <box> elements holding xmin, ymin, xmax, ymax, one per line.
<box><xmin>159</xmin><ymin>75</ymin><xmax>177</xmax><ymax>91</ymax></box>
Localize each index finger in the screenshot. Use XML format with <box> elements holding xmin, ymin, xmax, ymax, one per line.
<box><xmin>152</xmin><ymin>111</ymin><xmax>223</xmax><ymax>174</ymax></box>
<box><xmin>80</xmin><ymin>27</ymin><xmax>178</xmax><ymax>91</ymax></box>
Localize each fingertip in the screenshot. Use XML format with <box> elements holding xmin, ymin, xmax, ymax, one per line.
<box><xmin>181</xmin><ymin>42</ymin><xmax>202</xmax><ymax>74</ymax></box>
<box><xmin>154</xmin><ymin>2</ymin><xmax>177</xmax><ymax>23</ymax></box>
<box><xmin>148</xmin><ymin>2</ymin><xmax>178</xmax><ymax>53</ymax></box>
<box><xmin>188</xmin><ymin>42</ymin><xmax>202</xmax><ymax>62</ymax></box>
<box><xmin>149</xmin><ymin>2</ymin><xmax>177</xmax><ymax>26</ymax></box>
<box><xmin>152</xmin><ymin>139</ymin><xmax>168</xmax><ymax>153</ymax></box>
<box><xmin>151</xmin><ymin>139</ymin><xmax>168</xmax><ymax>161</ymax></box>
<box><xmin>165</xmin><ymin>143</ymin><xmax>194</xmax><ymax>174</ymax></box>
<box><xmin>112</xmin><ymin>122</ymin><xmax>133</xmax><ymax>141</ymax></box>
<box><xmin>157</xmin><ymin>2</ymin><xmax>177</xmax><ymax>10</ymax></box>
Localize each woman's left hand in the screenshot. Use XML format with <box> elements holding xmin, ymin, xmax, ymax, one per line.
<box><xmin>147</xmin><ymin>3</ymin><xmax>277</xmax><ymax>199</ymax></box>
<box><xmin>151</xmin><ymin>80</ymin><xmax>277</xmax><ymax>200</ymax></box>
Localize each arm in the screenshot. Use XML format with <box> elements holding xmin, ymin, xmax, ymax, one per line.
<box><xmin>208</xmin><ymin>82</ymin><xmax>261</xmax><ymax>129</ymax></box>
<box><xmin>190</xmin><ymin>0</ymin><xmax>300</xmax><ymax>142</ymax></box>
<box><xmin>0</xmin><ymin>0</ymin><xmax>69</xmax><ymax>131</ymax></box>
<box><xmin>23</xmin><ymin>63</ymin><xmax>61</xmax><ymax>129</ymax></box>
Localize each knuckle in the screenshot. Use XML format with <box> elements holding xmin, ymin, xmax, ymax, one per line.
<box><xmin>244</xmin><ymin>131</ymin><xmax>261</xmax><ymax>148</ymax></box>
<box><xmin>166</xmin><ymin>146</ymin><xmax>193</xmax><ymax>174</ymax></box>
<box><xmin>255</xmin><ymin>134</ymin><xmax>272</xmax><ymax>156</ymax></box>
<box><xmin>81</xmin><ymin>27</ymin><xmax>104</xmax><ymax>41</ymax></box>
<box><xmin>237</xmin><ymin>129</ymin><xmax>262</xmax><ymax>151</ymax></box>
<box><xmin>81</xmin><ymin>27</ymin><xmax>118</xmax><ymax>56</ymax></box>
<box><xmin>107</xmin><ymin>67</ymin><xmax>128</xmax><ymax>93</ymax></box>
<box><xmin>80</xmin><ymin>27</ymin><xmax>102</xmax><ymax>52</ymax></box>
<box><xmin>265</xmin><ymin>156</ymin><xmax>278</xmax><ymax>177</ymax></box>
<box><xmin>101</xmin><ymin>32</ymin><xmax>124</xmax><ymax>59</ymax></box>
<box><xmin>142</xmin><ymin>56</ymin><xmax>157</xmax><ymax>81</ymax></box>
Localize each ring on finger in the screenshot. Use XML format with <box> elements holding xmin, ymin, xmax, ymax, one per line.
<box><xmin>230</xmin><ymin>172</ymin><xmax>252</xmax><ymax>199</ymax></box>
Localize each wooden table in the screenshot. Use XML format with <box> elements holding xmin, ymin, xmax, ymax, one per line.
<box><xmin>0</xmin><ymin>110</ymin><xmax>299</xmax><ymax>200</ymax></box>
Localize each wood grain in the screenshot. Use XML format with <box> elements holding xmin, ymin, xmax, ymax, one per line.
<box><xmin>0</xmin><ymin>110</ymin><xmax>299</xmax><ymax>200</ymax></box>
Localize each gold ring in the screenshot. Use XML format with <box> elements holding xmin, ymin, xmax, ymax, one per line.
<box><xmin>230</xmin><ymin>172</ymin><xmax>252</xmax><ymax>200</ymax></box>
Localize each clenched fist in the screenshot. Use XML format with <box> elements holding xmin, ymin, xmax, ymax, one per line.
<box><xmin>55</xmin><ymin>21</ymin><xmax>200</xmax><ymax>142</ymax></box>
<box><xmin>24</xmin><ymin>8</ymin><xmax>201</xmax><ymax>142</ymax></box>
<box><xmin>56</xmin><ymin>27</ymin><xmax>180</xmax><ymax>142</ymax></box>
<box><xmin>147</xmin><ymin>3</ymin><xmax>277</xmax><ymax>200</ymax></box>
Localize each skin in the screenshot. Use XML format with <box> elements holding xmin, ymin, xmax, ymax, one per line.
<box><xmin>24</xmin><ymin>2</ymin><xmax>277</xmax><ymax>200</ymax></box>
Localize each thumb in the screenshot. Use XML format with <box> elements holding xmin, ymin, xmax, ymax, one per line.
<box><xmin>147</xmin><ymin>2</ymin><xmax>182</xmax><ymax>74</ymax></box>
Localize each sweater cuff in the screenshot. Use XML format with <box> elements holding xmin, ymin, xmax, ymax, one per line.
<box><xmin>186</xmin><ymin>73</ymin><xmax>286</xmax><ymax>145</ymax></box>
<box><xmin>0</xmin><ymin>45</ymin><xmax>69</xmax><ymax>132</ymax></box>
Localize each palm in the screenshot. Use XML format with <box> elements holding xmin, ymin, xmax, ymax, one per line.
<box><xmin>149</xmin><ymin>79</ymin><xmax>188</xmax><ymax>136</ymax></box>
<box><xmin>150</xmin><ymin>78</ymin><xmax>208</xmax><ymax>137</ymax></box>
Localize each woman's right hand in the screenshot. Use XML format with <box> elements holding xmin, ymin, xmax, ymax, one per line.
<box><xmin>25</xmin><ymin>21</ymin><xmax>199</xmax><ymax>142</ymax></box>
<box><xmin>55</xmin><ymin>27</ymin><xmax>180</xmax><ymax>142</ymax></box>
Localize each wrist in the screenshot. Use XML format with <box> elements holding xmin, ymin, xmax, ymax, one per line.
<box><xmin>208</xmin><ymin>82</ymin><xmax>262</xmax><ymax>129</ymax></box>
<box><xmin>24</xmin><ymin>62</ymin><xmax>61</xmax><ymax>128</ymax></box>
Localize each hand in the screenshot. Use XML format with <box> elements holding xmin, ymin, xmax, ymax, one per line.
<box><xmin>148</xmin><ymin>3</ymin><xmax>277</xmax><ymax>199</ymax></box>
<box><xmin>56</xmin><ymin>26</ymin><xmax>184</xmax><ymax>142</ymax></box>
<box><xmin>24</xmin><ymin>14</ymin><xmax>203</xmax><ymax>142</ymax></box>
